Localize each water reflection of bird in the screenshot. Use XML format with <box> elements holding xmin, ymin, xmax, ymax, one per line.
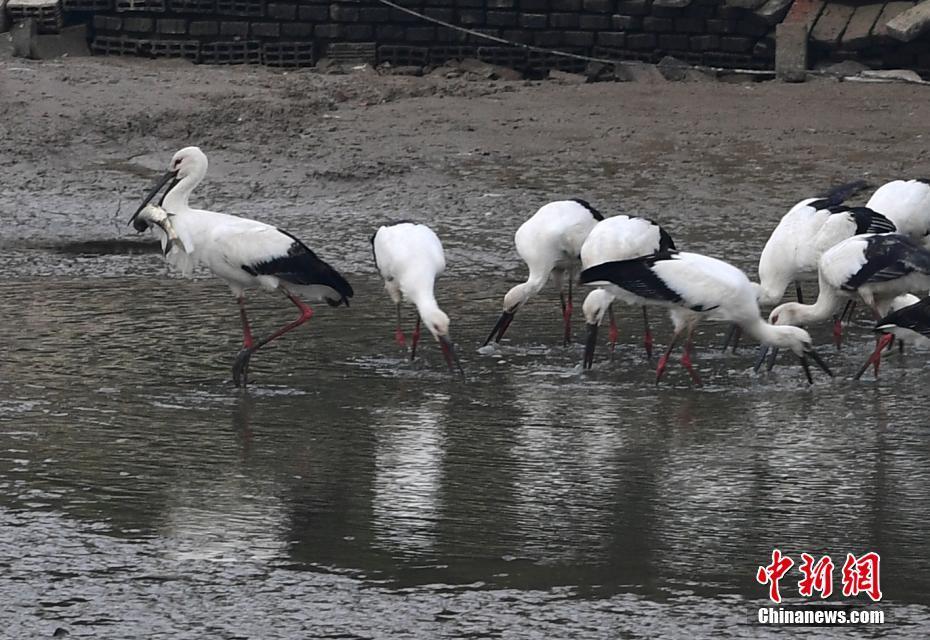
<box><xmin>771</xmin><ymin>233</ymin><xmax>930</xmax><ymax>378</ymax></box>
<box><xmin>129</xmin><ymin>146</ymin><xmax>353</xmax><ymax>387</ymax></box>
<box><xmin>581</xmin><ymin>250</ymin><xmax>832</xmax><ymax>385</ymax></box>
<box><xmin>484</xmin><ymin>199</ymin><xmax>602</xmax><ymax>347</ymax></box>
<box><xmin>371</xmin><ymin>221</ymin><xmax>461</xmax><ymax>372</ymax></box>
<box><xmin>579</xmin><ymin>215</ymin><xmax>676</xmax><ymax>368</ymax></box>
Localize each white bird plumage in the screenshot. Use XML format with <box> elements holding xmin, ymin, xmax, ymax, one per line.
<box><xmin>579</xmin><ymin>214</ymin><xmax>675</xmax><ymax>367</ymax></box>
<box><xmin>371</xmin><ymin>221</ymin><xmax>460</xmax><ymax>371</ymax></box>
<box><xmin>484</xmin><ymin>199</ymin><xmax>603</xmax><ymax>346</ymax></box>
<box><xmin>866</xmin><ymin>179</ymin><xmax>930</xmax><ymax>243</ymax></box>
<box><xmin>130</xmin><ymin>146</ymin><xmax>353</xmax><ymax>387</ymax></box>
<box><xmin>581</xmin><ymin>251</ymin><xmax>832</xmax><ymax>384</ymax></box>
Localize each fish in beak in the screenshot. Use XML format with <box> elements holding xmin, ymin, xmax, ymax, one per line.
<box><xmin>134</xmin><ymin>204</ymin><xmax>185</xmax><ymax>256</ymax></box>
<box><xmin>129</xmin><ymin>169</ymin><xmax>179</xmax><ymax>232</ymax></box>
<box><xmin>438</xmin><ymin>335</ymin><xmax>464</xmax><ymax>376</ymax></box>
<box><xmin>483</xmin><ymin>310</ymin><xmax>515</xmax><ymax>346</ymax></box>
<box><xmin>583</xmin><ymin>322</ymin><xmax>598</xmax><ymax>369</ymax></box>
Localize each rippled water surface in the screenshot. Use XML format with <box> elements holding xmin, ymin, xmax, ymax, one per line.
<box><xmin>3</xmin><ymin>182</ymin><xmax>930</xmax><ymax>638</ymax></box>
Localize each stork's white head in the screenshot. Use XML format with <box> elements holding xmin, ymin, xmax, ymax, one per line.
<box><xmin>502</xmin><ymin>282</ymin><xmax>534</xmax><ymax>313</ymax></box>
<box><xmin>418</xmin><ymin>306</ymin><xmax>462</xmax><ymax>374</ymax></box>
<box><xmin>769</xmin><ymin>302</ymin><xmax>811</xmax><ymax>327</ymax></box>
<box><xmin>169</xmin><ymin>146</ymin><xmax>208</xmax><ymax>184</ymax></box>
<box><xmin>582</xmin><ymin>289</ymin><xmax>612</xmax><ymax>326</ymax></box>
<box><xmin>130</xmin><ymin>146</ymin><xmax>209</xmax><ymax>231</ymax></box>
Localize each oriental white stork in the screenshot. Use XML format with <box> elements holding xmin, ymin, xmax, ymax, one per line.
<box><xmin>129</xmin><ymin>146</ymin><xmax>353</xmax><ymax>387</ymax></box>
<box><xmin>579</xmin><ymin>215</ymin><xmax>676</xmax><ymax>368</ymax></box>
<box><xmin>855</xmin><ymin>293</ymin><xmax>923</xmax><ymax>379</ymax></box>
<box><xmin>770</xmin><ymin>233</ymin><xmax>930</xmax><ymax>376</ymax></box>
<box><xmin>866</xmin><ymin>179</ymin><xmax>930</xmax><ymax>243</ymax></box>
<box><xmin>580</xmin><ymin>251</ymin><xmax>832</xmax><ymax>386</ymax></box>
<box><xmin>484</xmin><ymin>199</ymin><xmax>602</xmax><ymax>347</ymax></box>
<box><xmin>370</xmin><ymin>221</ymin><xmax>461</xmax><ymax>372</ymax></box>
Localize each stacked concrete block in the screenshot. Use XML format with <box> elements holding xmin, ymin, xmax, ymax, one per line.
<box><xmin>62</xmin><ymin>0</ymin><xmax>930</xmax><ymax>76</ymax></box>
<box><xmin>7</xmin><ymin>0</ymin><xmax>63</xmax><ymax>33</ymax></box>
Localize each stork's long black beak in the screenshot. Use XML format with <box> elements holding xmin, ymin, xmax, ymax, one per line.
<box><xmin>799</xmin><ymin>349</ymin><xmax>833</xmax><ymax>384</ymax></box>
<box><xmin>439</xmin><ymin>335</ymin><xmax>464</xmax><ymax>376</ymax></box>
<box><xmin>483</xmin><ymin>310</ymin><xmax>515</xmax><ymax>346</ymax></box>
<box><xmin>583</xmin><ymin>322</ymin><xmax>598</xmax><ymax>370</ymax></box>
<box><xmin>129</xmin><ymin>169</ymin><xmax>178</xmax><ymax>231</ymax></box>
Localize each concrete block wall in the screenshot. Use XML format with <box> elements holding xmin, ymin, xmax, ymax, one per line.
<box><xmin>67</xmin><ymin>0</ymin><xmax>785</xmax><ymax>69</ymax></box>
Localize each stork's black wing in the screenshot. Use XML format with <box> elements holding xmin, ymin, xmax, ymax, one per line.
<box><xmin>580</xmin><ymin>253</ymin><xmax>683</xmax><ymax>304</ymax></box>
<box><xmin>876</xmin><ymin>296</ymin><xmax>930</xmax><ymax>338</ymax></box>
<box><xmin>844</xmin><ymin>234</ymin><xmax>930</xmax><ymax>291</ymax></box>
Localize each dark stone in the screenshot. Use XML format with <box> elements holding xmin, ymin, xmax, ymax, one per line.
<box><xmin>580</xmin><ymin>14</ymin><xmax>611</xmax><ymax>29</ymax></box>
<box><xmin>520</xmin><ymin>0</ymin><xmax>549</xmax><ymax>9</ymax></box>
<box><xmin>220</xmin><ymin>21</ymin><xmax>248</xmax><ymax>36</ymax></box>
<box><xmin>597</xmin><ymin>30</ymin><xmax>625</xmax><ymax>46</ymax></box>
<box><xmin>123</xmin><ymin>17</ymin><xmax>153</xmax><ymax>32</ymax></box>
<box><xmin>550</xmin><ymin>0</ymin><xmax>582</xmax><ymax>9</ymax></box>
<box><xmin>406</xmin><ymin>26</ymin><xmax>436</xmax><ymax>41</ymax></box>
<box><xmin>424</xmin><ymin>7</ymin><xmax>455</xmax><ymax>22</ymax></box>
<box><xmin>360</xmin><ymin>7</ymin><xmax>390</xmax><ymax>21</ymax></box>
<box><xmin>458</xmin><ymin>9</ymin><xmax>485</xmax><ymax>25</ymax></box>
<box><xmin>657</xmin><ymin>54</ymin><xmax>690</xmax><ymax>79</ymax></box>
<box><xmin>487</xmin><ymin>10</ymin><xmax>518</xmax><ymax>26</ymax></box>
<box><xmin>659</xmin><ymin>33</ymin><xmax>690</xmax><ymax>50</ymax></box>
<box><xmin>157</xmin><ymin>19</ymin><xmax>187</xmax><ymax>35</ymax></box>
<box><xmin>251</xmin><ymin>22</ymin><xmax>279</xmax><ymax>38</ymax></box>
<box><xmin>674</xmin><ymin>16</ymin><xmax>704</xmax><ymax>33</ymax></box>
<box><xmin>281</xmin><ymin>22</ymin><xmax>314</xmax><ymax>37</ymax></box>
<box><xmin>720</xmin><ymin>35</ymin><xmax>752</xmax><ymax>52</ymax></box>
<box><xmin>690</xmin><ymin>33</ymin><xmax>719</xmax><ymax>50</ymax></box>
<box><xmin>564</xmin><ymin>30</ymin><xmax>595</xmax><ymax>45</ymax></box>
<box><xmin>345</xmin><ymin>24</ymin><xmax>373</xmax><ymax>40</ymax></box>
<box><xmin>330</xmin><ymin>4</ymin><xmax>359</xmax><ymax>21</ymax></box>
<box><xmin>520</xmin><ymin>13</ymin><xmax>548</xmax><ymax>28</ymax></box>
<box><xmin>736</xmin><ymin>16</ymin><xmax>769</xmax><ymax>37</ymax></box>
<box><xmin>487</xmin><ymin>0</ymin><xmax>515</xmax><ymax>6</ymax></box>
<box><xmin>585</xmin><ymin>60</ymin><xmax>617</xmax><ymax>81</ymax></box>
<box><xmin>583</xmin><ymin>0</ymin><xmax>613</xmax><ymax>12</ymax></box>
<box><xmin>705</xmin><ymin>18</ymin><xmax>738</xmax><ymax>34</ymax></box>
<box><xmin>550</xmin><ymin>13</ymin><xmax>580</xmax><ymax>27</ymax></box>
<box><xmin>266</xmin><ymin>3</ymin><xmax>295</xmax><ymax>20</ymax></box>
<box><xmin>298</xmin><ymin>5</ymin><xmax>328</xmax><ymax>21</ymax></box>
<box><xmin>314</xmin><ymin>23</ymin><xmax>344</xmax><ymax>39</ymax></box>
<box><xmin>612</xmin><ymin>14</ymin><xmax>641</xmax><ymax>29</ymax></box>
<box><xmin>189</xmin><ymin>20</ymin><xmax>218</xmax><ymax>35</ymax></box>
<box><xmin>534</xmin><ymin>30</ymin><xmax>563</xmax><ymax>45</ymax></box>
<box><xmin>375</xmin><ymin>23</ymin><xmax>406</xmax><ymax>40</ymax></box>
<box><xmin>643</xmin><ymin>16</ymin><xmax>673</xmax><ymax>31</ymax></box>
<box><xmin>93</xmin><ymin>15</ymin><xmax>122</xmax><ymax>31</ymax></box>
<box><xmin>626</xmin><ymin>32</ymin><xmax>657</xmax><ymax>48</ymax></box>
<box><xmin>616</xmin><ymin>0</ymin><xmax>651</xmax><ymax>16</ymax></box>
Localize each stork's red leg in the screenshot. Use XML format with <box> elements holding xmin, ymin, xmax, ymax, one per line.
<box><xmin>643</xmin><ymin>306</ymin><xmax>654</xmax><ymax>359</ymax></box>
<box><xmin>608</xmin><ymin>305</ymin><xmax>619</xmax><ymax>355</ymax></box>
<box><xmin>395</xmin><ymin>303</ymin><xmax>406</xmax><ymax>346</ymax></box>
<box><xmin>855</xmin><ymin>333</ymin><xmax>894</xmax><ymax>380</ymax></box>
<box><xmin>238</xmin><ymin>296</ymin><xmax>254</xmax><ymax>349</ymax></box>
<box><xmin>233</xmin><ymin>290</ymin><xmax>315</xmax><ymax>387</ymax></box>
<box><xmin>656</xmin><ymin>331</ymin><xmax>681</xmax><ymax>384</ymax></box>
<box><xmin>410</xmin><ymin>316</ymin><xmax>422</xmax><ymax>361</ymax></box>
<box><xmin>681</xmin><ymin>327</ymin><xmax>703</xmax><ymax>387</ymax></box>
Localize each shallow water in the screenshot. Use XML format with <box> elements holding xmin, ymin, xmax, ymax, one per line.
<box><xmin>4</xmin><ymin>163</ymin><xmax>930</xmax><ymax>637</ymax></box>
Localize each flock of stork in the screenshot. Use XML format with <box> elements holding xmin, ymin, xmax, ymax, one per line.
<box><xmin>129</xmin><ymin>146</ymin><xmax>930</xmax><ymax>387</ymax></box>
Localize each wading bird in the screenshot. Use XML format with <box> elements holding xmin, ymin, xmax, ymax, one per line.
<box><xmin>855</xmin><ymin>293</ymin><xmax>922</xmax><ymax>379</ymax></box>
<box><xmin>579</xmin><ymin>215</ymin><xmax>676</xmax><ymax>368</ymax></box>
<box><xmin>736</xmin><ymin>182</ymin><xmax>893</xmax><ymax>357</ymax></box>
<box><xmin>769</xmin><ymin>233</ymin><xmax>930</xmax><ymax>377</ymax></box>
<box><xmin>371</xmin><ymin>221</ymin><xmax>461</xmax><ymax>372</ymax></box>
<box><xmin>581</xmin><ymin>251</ymin><xmax>832</xmax><ymax>385</ymax></box>
<box><xmin>129</xmin><ymin>146</ymin><xmax>353</xmax><ymax>387</ymax></box>
<box><xmin>866</xmin><ymin>179</ymin><xmax>930</xmax><ymax>244</ymax></box>
<box><xmin>484</xmin><ymin>199</ymin><xmax>602</xmax><ymax>347</ymax></box>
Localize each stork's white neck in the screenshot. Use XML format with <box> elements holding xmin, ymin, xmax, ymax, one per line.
<box><xmin>162</xmin><ymin>172</ymin><xmax>201</xmax><ymax>213</ymax></box>
<box><xmin>785</xmin><ymin>282</ymin><xmax>843</xmax><ymax>325</ymax></box>
<box><xmin>743</xmin><ymin>318</ymin><xmax>806</xmax><ymax>354</ymax></box>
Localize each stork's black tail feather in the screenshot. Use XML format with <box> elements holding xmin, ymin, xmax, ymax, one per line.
<box><xmin>819</xmin><ymin>179</ymin><xmax>871</xmax><ymax>207</ymax></box>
